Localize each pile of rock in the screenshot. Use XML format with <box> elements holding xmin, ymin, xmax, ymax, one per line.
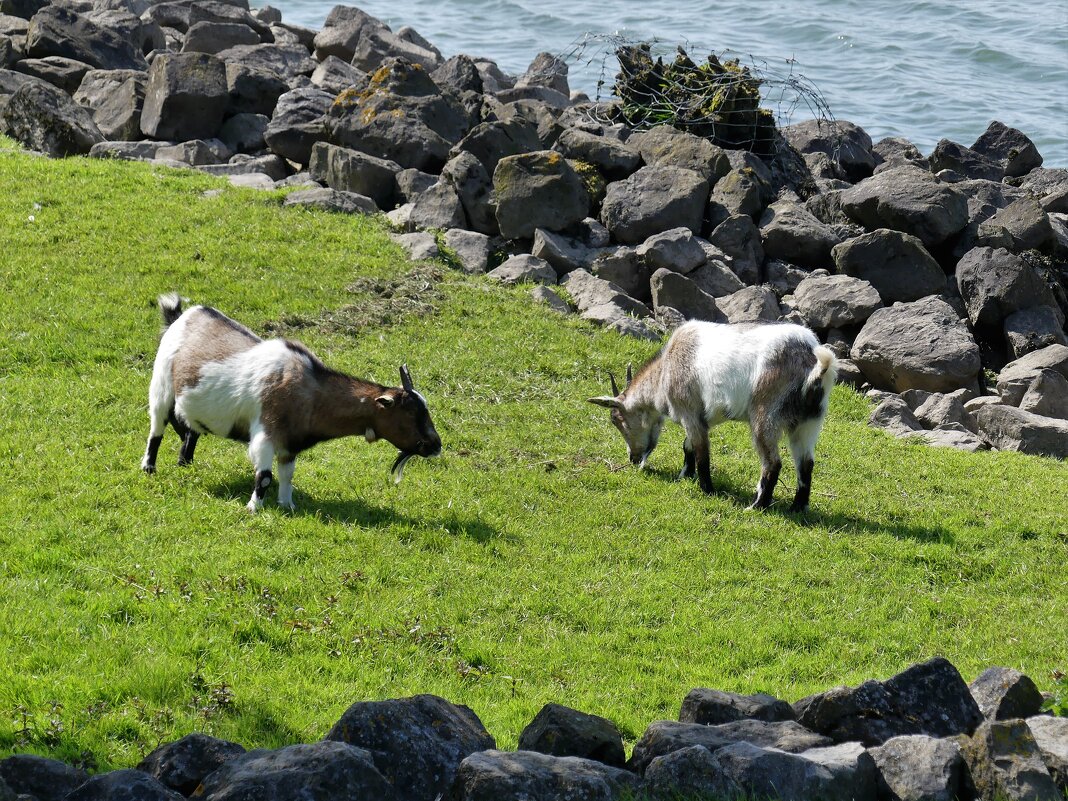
<box><xmin>1</xmin><ymin>1</ymin><xmax>1066</xmax><ymax>457</ymax></box>
<box><xmin>1</xmin><ymin>658</ymin><xmax>1064</xmax><ymax>800</ymax></box>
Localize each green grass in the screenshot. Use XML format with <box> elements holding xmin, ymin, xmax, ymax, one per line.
<box><xmin>0</xmin><ymin>137</ymin><xmax>1065</xmax><ymax>770</ymax></box>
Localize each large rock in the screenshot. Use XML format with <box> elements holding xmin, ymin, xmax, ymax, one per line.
<box><xmin>971</xmin><ymin>120</ymin><xmax>1043</xmax><ymax>178</ymax></box>
<box><xmin>515</xmin><ymin>51</ymin><xmax>568</xmax><ymax>94</ymax></box>
<box><xmin>441</xmin><ymin>150</ymin><xmax>496</xmax><ymax>235</ymax></box>
<box><xmin>780</xmin><ymin>118</ymin><xmax>875</xmax><ymax>182</ymax></box>
<box><xmin>969</xmin><ymin>667</ymin><xmax>1045</xmax><ymax>721</ymax></box>
<box><xmin>140</xmin><ymin>52</ymin><xmax>228</xmax><ymax>141</ymax></box>
<box><xmin>410</xmin><ymin>180</ymin><xmax>466</xmax><ymax>230</ymax></box>
<box><xmin>976</xmin><ymin>404</ymin><xmax>1068</xmax><ymax>458</ymax></box>
<box><xmin>717</xmin><ymin>286</ymin><xmax>781</xmax><ymax>324</ymax></box>
<box><xmin>630</xmin><ymin>719</ymin><xmax>832</xmax><ymax>775</ymax></box>
<box><xmin>324</xmin><ymin>57</ymin><xmax>471</xmax><ymax>172</ymax></box>
<box><xmin>214</xmin><ymin>43</ymin><xmax>316</xmax><ymax>83</ymax></box>
<box><xmin>182</xmin><ymin>20</ymin><xmax>260</xmax><ymax>54</ymax></box>
<box><xmin>841</xmin><ymin>166</ymin><xmax>969</xmax><ymax>247</ymax></box>
<box><xmin>65</xmin><ymin>769</ymin><xmax>184</xmax><ymax>801</ymax></box>
<box><xmin>447</xmin><ymin>749</ymin><xmax>640</xmax><ymax>801</ymax></box>
<box><xmin>283</xmin><ymin>187</ymin><xmax>377</xmax><ymax>215</ymax></box>
<box><xmin>195</xmin><ymin>741</ymin><xmax>395</xmax><ymax>800</ymax></box>
<box><xmin>560</xmin><ymin>268</ymin><xmax>650</xmax><ymax>321</ymax></box>
<box><xmin>553</xmin><ymin>127</ymin><xmax>640</xmax><ymax>179</ymax></box>
<box><xmin>312</xmin><ymin>5</ymin><xmax>385</xmax><ymax>62</ymax></box>
<box><xmin>759</xmin><ymin>199</ymin><xmax>841</xmax><ymax>267</ymax></box>
<box><xmin>444</xmin><ymin>228</ymin><xmax>492</xmax><ymax>273</ymax></box>
<box><xmin>1019</xmin><ymin>369</ymin><xmax>1068</xmax><ymax>420</ymax></box>
<box><xmin>680</xmin><ymin>689</ymin><xmax>795</xmax><ymax>726</ymax></box>
<box><xmin>308</xmin><ymin>141</ymin><xmax>398</xmax><ymax>208</ymax></box>
<box><xmin>791</xmin><ymin>273</ymin><xmax>882</xmax><ymax>330</ymax></box>
<box><xmin>487</xmin><ymin>254</ymin><xmax>558</xmax><ymax>286</ymax></box>
<box><xmin>1</xmin><ymin>78</ymin><xmax>102</xmax><ymax>155</ymax></box>
<box><xmin>533</xmin><ymin>228</ymin><xmax>591</xmax><ymax>275</ymax></box>
<box><xmin>793</xmin><ymin>657</ymin><xmax>984</xmax><ymax>746</ymax></box>
<box><xmin>869</xmin><ymin>734</ymin><xmax>968</xmax><ymax>801</ymax></box>
<box><xmin>956</xmin><ymin>246</ymin><xmax>1061</xmax><ymax>329</ymax></box>
<box><xmin>650</xmin><ymin>268</ymin><xmax>722</xmax><ymax>322</ymax></box>
<box><xmin>629</xmin><ymin>124</ymin><xmax>730</xmax><ymax>182</ymax></box>
<box><xmin>263</xmin><ymin>86</ymin><xmax>333</xmax><ymax>164</ymax></box>
<box><xmin>1004</xmin><ymin>306</ymin><xmax>1068</xmax><ymax>359</ymax></box>
<box><xmin>707</xmin><ymin>166</ymin><xmax>773</xmax><ymax>225</ymax></box>
<box><xmin>589</xmin><ymin>246</ymin><xmax>651</xmax><ymax>304</ymax></box>
<box><xmin>642</xmin><ymin>745</ymin><xmax>741</xmax><ymax>801</ymax></box>
<box><xmin>601</xmin><ymin>165</ymin><xmax>708</xmax><ymax>245</ymax></box>
<box><xmin>219</xmin><ymin>111</ymin><xmax>268</xmax><ymax>153</ymax></box>
<box><xmin>351</xmin><ymin>27</ymin><xmax>441</xmax><ymax>73</ymax></box>
<box><xmin>324</xmin><ymin>694</ymin><xmax>496</xmax><ymax>801</ymax></box>
<box><xmin>962</xmin><ymin>719</ymin><xmax>1061</xmax><ymax>801</ymax></box>
<box><xmin>225</xmin><ymin>61</ymin><xmax>287</xmax><ymax>116</ymax></box>
<box><xmin>832</xmin><ymin>229</ymin><xmax>947</xmax><ymax>304</ymax></box>
<box><xmin>928</xmin><ymin>138</ymin><xmax>1003</xmax><ymax>182</ymax></box>
<box><xmin>1027</xmin><ymin>715</ymin><xmax>1068</xmax><ymax>791</ymax></box>
<box><xmin>11</xmin><ymin>55</ymin><xmax>90</xmax><ymax>94</ymax></box>
<box><xmin>452</xmin><ymin>117</ymin><xmax>542</xmax><ymax>176</ymax></box>
<box><xmin>996</xmin><ymin>344</ymin><xmax>1068</xmax><ymax>405</ymax></box>
<box><xmin>869</xmin><ymin>396</ymin><xmax>924</xmax><ymax>437</ymax></box>
<box><xmin>981</xmin><ymin>195</ymin><xmax>1054</xmax><ymax>252</ymax></box>
<box><xmin>138</xmin><ymin>733</ymin><xmax>246</xmax><ymax>795</ymax></box>
<box><xmin>636</xmin><ymin>226</ymin><xmax>706</xmax><ymax>274</ymax></box>
<box><xmin>0</xmin><ymin>754</ymin><xmax>88</xmax><ymax>801</ymax></box>
<box><xmin>493</xmin><ymin>150</ymin><xmax>589</xmax><ymax>239</ymax></box>
<box><xmin>311</xmin><ymin>54</ymin><xmax>368</xmax><ymax>95</ymax></box>
<box><xmin>74</xmin><ymin>68</ymin><xmax>146</xmax><ymax>140</ymax></box>
<box><xmin>518</xmin><ymin>703</ymin><xmax>625</xmax><ymax>767</ymax></box>
<box><xmin>851</xmin><ymin>297</ymin><xmax>982</xmax><ymax>393</ymax></box>
<box><xmin>708</xmin><ymin>214</ymin><xmax>764</xmax><ymax>285</ymax></box>
<box><xmin>25</xmin><ymin>5</ymin><xmax>145</xmax><ymax>70</ymax></box>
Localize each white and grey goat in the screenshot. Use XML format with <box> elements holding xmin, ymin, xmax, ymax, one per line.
<box><xmin>141</xmin><ymin>294</ymin><xmax>441</xmax><ymax>512</ymax></box>
<box><xmin>588</xmin><ymin>321</ymin><xmax>837</xmax><ymax>512</ymax></box>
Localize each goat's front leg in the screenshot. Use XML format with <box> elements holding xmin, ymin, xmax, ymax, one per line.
<box><xmin>276</xmin><ymin>458</ymin><xmax>296</xmax><ymax>511</ymax></box>
<box><xmin>178</xmin><ymin>430</ymin><xmax>199</xmax><ymax>466</ymax></box>
<box><xmin>247</xmin><ymin>429</ymin><xmax>274</xmax><ymax>513</ymax></box>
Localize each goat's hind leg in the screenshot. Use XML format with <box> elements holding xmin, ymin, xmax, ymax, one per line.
<box><xmin>276</xmin><ymin>458</ymin><xmax>296</xmax><ymax>511</ymax></box>
<box><xmin>749</xmin><ymin>420</ymin><xmax>782</xmax><ymax>510</ymax></box>
<box><xmin>786</xmin><ymin>420</ymin><xmax>822</xmax><ymax>513</ymax></box>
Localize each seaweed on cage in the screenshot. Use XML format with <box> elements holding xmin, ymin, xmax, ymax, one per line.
<box><xmin>553</xmin><ymin>33</ymin><xmax>840</xmax><ymax>159</ymax></box>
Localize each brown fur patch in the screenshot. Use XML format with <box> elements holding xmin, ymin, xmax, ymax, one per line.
<box><xmin>172</xmin><ymin>307</ymin><xmax>261</xmax><ymax>392</ymax></box>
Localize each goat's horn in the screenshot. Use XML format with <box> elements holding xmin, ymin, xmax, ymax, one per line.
<box><xmin>609</xmin><ymin>371</ymin><xmax>620</xmax><ymax>396</ymax></box>
<box><xmin>626</xmin><ymin>363</ymin><xmax>633</xmax><ymax>384</ymax></box>
<box><xmin>400</xmin><ymin>364</ymin><xmax>414</xmax><ymax>391</ymax></box>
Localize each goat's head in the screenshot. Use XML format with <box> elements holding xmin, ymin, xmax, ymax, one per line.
<box><xmin>373</xmin><ymin>365</ymin><xmax>442</xmax><ymax>482</ymax></box>
<box><xmin>587</xmin><ymin>366</ymin><xmax>662</xmax><ymax>468</ymax></box>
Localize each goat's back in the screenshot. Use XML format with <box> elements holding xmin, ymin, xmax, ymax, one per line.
<box><xmin>163</xmin><ymin>305</ymin><xmax>262</xmax><ymax>394</ymax></box>
<box><xmin>668</xmin><ymin>321</ymin><xmax>821</xmax><ymax>423</ymax></box>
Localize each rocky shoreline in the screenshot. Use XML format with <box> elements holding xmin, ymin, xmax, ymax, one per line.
<box><xmin>0</xmin><ymin>658</ymin><xmax>1065</xmax><ymax>799</ymax></box>
<box><xmin>2</xmin><ymin>0</ymin><xmax>1067</xmax><ymax>457</ymax></box>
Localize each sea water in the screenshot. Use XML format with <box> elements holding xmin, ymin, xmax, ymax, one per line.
<box><xmin>272</xmin><ymin>0</ymin><xmax>1068</xmax><ymax>165</ymax></box>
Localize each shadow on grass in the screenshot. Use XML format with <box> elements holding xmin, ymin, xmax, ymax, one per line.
<box><xmin>206</xmin><ymin>474</ymin><xmax>505</xmax><ymax>543</ymax></box>
<box><xmin>642</xmin><ymin>466</ymin><xmax>956</xmax><ymax>543</ymax></box>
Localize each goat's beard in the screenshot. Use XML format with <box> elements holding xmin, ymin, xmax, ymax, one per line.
<box><xmin>391</xmin><ymin>451</ymin><xmax>416</xmax><ymax>484</ymax></box>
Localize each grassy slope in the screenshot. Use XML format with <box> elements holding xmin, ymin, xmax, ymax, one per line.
<box><xmin>0</xmin><ymin>138</ymin><xmax>1065</xmax><ymax>769</ymax></box>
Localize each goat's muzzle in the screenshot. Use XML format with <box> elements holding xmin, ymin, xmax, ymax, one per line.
<box><xmin>390</xmin><ymin>438</ymin><xmax>441</xmax><ymax>484</ymax></box>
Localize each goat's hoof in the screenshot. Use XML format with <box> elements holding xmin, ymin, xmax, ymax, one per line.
<box><xmin>141</xmin><ymin>463</ymin><xmax>156</xmax><ymax>474</ymax></box>
<box><xmin>246</xmin><ymin>499</ymin><xmax>263</xmax><ymax>514</ymax></box>
<box><xmin>747</xmin><ymin>501</ymin><xmax>771</xmax><ymax>512</ymax></box>
<box><xmin>278</xmin><ymin>500</ymin><xmax>295</xmax><ymax>512</ymax></box>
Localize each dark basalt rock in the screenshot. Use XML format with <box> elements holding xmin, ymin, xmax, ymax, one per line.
<box><xmin>137</xmin><ymin>732</ymin><xmax>246</xmax><ymax>795</ymax></box>
<box><xmin>518</xmin><ymin>703</ymin><xmax>625</xmax><ymax>767</ymax></box>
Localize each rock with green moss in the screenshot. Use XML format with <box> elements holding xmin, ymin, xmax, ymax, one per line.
<box><xmin>493</xmin><ymin>150</ymin><xmax>589</xmax><ymax>239</ymax></box>
<box><xmin>629</xmin><ymin>124</ymin><xmax>731</xmax><ymax>183</ymax></box>
<box><xmin>961</xmin><ymin>719</ymin><xmax>1060</xmax><ymax>801</ymax></box>
<box><xmin>553</xmin><ymin>128</ymin><xmax>639</xmax><ymax>179</ymax></box>
<box><xmin>1</xmin><ymin>78</ymin><xmax>102</xmax><ymax>155</ymax></box>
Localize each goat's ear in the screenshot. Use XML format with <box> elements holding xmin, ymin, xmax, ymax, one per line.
<box><xmin>400</xmin><ymin>364</ymin><xmax>414</xmax><ymax>392</ymax></box>
<box><xmin>375</xmin><ymin>394</ymin><xmax>396</xmax><ymax>408</ymax></box>
<box><xmin>588</xmin><ymin>396</ymin><xmax>623</xmax><ymax>409</ymax></box>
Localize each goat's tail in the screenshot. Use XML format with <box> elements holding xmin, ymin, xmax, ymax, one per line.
<box><xmin>804</xmin><ymin>345</ymin><xmax>838</xmax><ymax>396</ymax></box>
<box><xmin>158</xmin><ymin>293</ymin><xmax>184</xmax><ymax>328</ymax></box>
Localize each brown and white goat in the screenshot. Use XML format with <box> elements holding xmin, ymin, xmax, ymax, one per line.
<box><xmin>589</xmin><ymin>320</ymin><xmax>837</xmax><ymax>512</ymax></box>
<box><xmin>141</xmin><ymin>294</ymin><xmax>441</xmax><ymax>512</ymax></box>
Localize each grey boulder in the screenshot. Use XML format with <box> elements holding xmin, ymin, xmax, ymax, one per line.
<box><xmin>601</xmin><ymin>165</ymin><xmax>709</xmax><ymax>245</ymax></box>
<box><xmin>518</xmin><ymin>703</ymin><xmax>625</xmax><ymax>767</ymax></box>
<box><xmin>832</xmin><ymin>229</ymin><xmax>946</xmax><ymax>304</ymax></box>
<box><xmin>869</xmin><ymin>734</ymin><xmax>968</xmax><ymax>801</ymax></box>
<box><xmin>956</xmin><ymin>246</ymin><xmax>1061</xmax><ymax>329</ymax></box>
<box><xmin>140</xmin><ymin>52</ymin><xmax>228</xmax><ymax>141</ymax></box>
<box><xmin>969</xmin><ymin>667</ymin><xmax>1045</xmax><ymax>721</ymax></box>
<box><xmin>263</xmin><ymin>86</ymin><xmax>333</xmax><ymax>165</ymax></box>
<box><xmin>283</xmin><ymin>187</ymin><xmax>377</xmax><ymax>214</ymax></box>
<box><xmin>791</xmin><ymin>273</ymin><xmax>882</xmax><ymax>330</ymax></box>
<box><xmin>25</xmin><ymin>5</ymin><xmax>145</xmax><ymax>70</ymax></box>
<box><xmin>716</xmin><ymin>286</ymin><xmax>781</xmax><ymax>323</ymax></box>
<box><xmin>650</xmin><ymin>268</ymin><xmax>722</xmax><ymax>322</ymax></box>
<box><xmin>493</xmin><ymin>150</ymin><xmax>589</xmax><ymax>240</ymax></box>
<box><xmin>961</xmin><ymin>719</ymin><xmax>1061</xmax><ymax>801</ymax></box>
<box><xmin>1005</xmin><ymin>306</ymin><xmax>1068</xmax><ymax>359</ymax></box>
<box><xmin>780</xmin><ymin>118</ymin><xmax>875</xmax><ymax>182</ymax></box>
<box><xmin>851</xmin><ymin>296</ymin><xmax>981</xmax><ymax>393</ymax></box>
<box><xmin>446</xmin><ymin>749</ymin><xmax>640</xmax><ymax>801</ymax></box>
<box><xmin>1</xmin><ymin>78</ymin><xmax>102</xmax><ymax>155</ymax></box>
<box><xmin>636</xmin><ymin>226</ymin><xmax>706</xmax><ymax>274</ymax></box>
<box><xmin>679</xmin><ymin>688</ymin><xmax>795</xmax><ymax>726</ymax></box>
<box><xmin>628</xmin><ymin>124</ymin><xmax>730</xmax><ymax>182</ymax></box>
<box><xmin>840</xmin><ymin>166</ymin><xmax>969</xmax><ymax>247</ymax></box>
<box><xmin>308</xmin><ymin>140</ymin><xmax>398</xmax><ymax>208</ymax></box>
<box><xmin>759</xmin><ymin>199</ymin><xmax>841</xmax><ymax>268</ymax></box>
<box><xmin>976</xmin><ymin>404</ymin><xmax>1068</xmax><ymax>458</ymax></box>
<box><xmin>65</xmin><ymin>769</ymin><xmax>184</xmax><ymax>801</ymax></box>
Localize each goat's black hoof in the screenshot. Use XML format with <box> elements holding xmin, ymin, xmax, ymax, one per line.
<box><xmin>177</xmin><ymin>458</ymin><xmax>192</xmax><ymax>467</ymax></box>
<box><xmin>788</xmin><ymin>503</ymin><xmax>809</xmax><ymax>514</ymax></box>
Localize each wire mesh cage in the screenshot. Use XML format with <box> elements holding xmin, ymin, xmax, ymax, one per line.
<box><xmin>552</xmin><ymin>33</ymin><xmax>837</xmax><ymax>157</ymax></box>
